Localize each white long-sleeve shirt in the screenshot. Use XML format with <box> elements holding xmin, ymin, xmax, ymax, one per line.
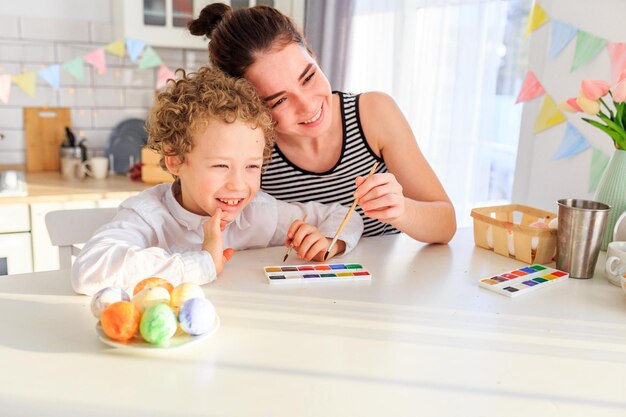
<box><xmin>71</xmin><ymin>183</ymin><xmax>363</xmax><ymax>295</ymax></box>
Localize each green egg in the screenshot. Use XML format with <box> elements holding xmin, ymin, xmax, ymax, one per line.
<box><xmin>139</xmin><ymin>303</ymin><xmax>178</xmax><ymax>345</ymax></box>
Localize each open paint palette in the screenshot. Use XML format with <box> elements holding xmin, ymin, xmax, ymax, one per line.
<box><xmin>264</xmin><ymin>263</ymin><xmax>371</xmax><ymax>285</ymax></box>
<box><xmin>479</xmin><ymin>264</ymin><xmax>568</xmax><ymax>297</ymax></box>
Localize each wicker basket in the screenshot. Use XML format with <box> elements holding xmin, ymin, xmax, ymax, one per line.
<box><xmin>470</xmin><ymin>204</ymin><xmax>557</xmax><ymax>264</ymax></box>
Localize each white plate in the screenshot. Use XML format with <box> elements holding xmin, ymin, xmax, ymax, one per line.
<box><xmin>96</xmin><ymin>314</ymin><xmax>220</xmax><ymax>351</ymax></box>
<box><xmin>614</xmin><ymin>211</ymin><xmax>626</xmax><ymax>241</ymax></box>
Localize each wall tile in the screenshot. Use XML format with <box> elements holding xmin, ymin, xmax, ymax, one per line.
<box><xmin>125</xmin><ymin>89</ymin><xmax>155</xmax><ymax>108</ymax></box>
<box><xmin>0</xmin><ymin>42</ymin><xmax>56</xmax><ymax>63</ymax></box>
<box><xmin>21</xmin><ymin>16</ymin><xmax>90</xmax><ymax>42</ymax></box>
<box><xmin>59</xmin><ymin>87</ymin><xmax>125</xmax><ymax>108</ymax></box>
<box><xmin>93</xmin><ymin>108</ymin><xmax>148</xmax><ymax>129</ymax></box>
<box><xmin>0</xmin><ymin>151</ymin><xmax>25</xmax><ymax>165</ymax></box>
<box><xmin>0</xmin><ymin>16</ymin><xmax>20</xmax><ymax>39</ymax></box>
<box><xmin>91</xmin><ymin>22</ymin><xmax>114</xmax><ymax>44</ymax></box>
<box><xmin>69</xmin><ymin>108</ymin><xmax>93</xmax><ymax>129</ymax></box>
<box><xmin>0</xmin><ymin>108</ymin><xmax>26</xmax><ymax>129</ymax></box>
<box><xmin>0</xmin><ymin>130</ymin><xmax>25</xmax><ymax>151</ymax></box>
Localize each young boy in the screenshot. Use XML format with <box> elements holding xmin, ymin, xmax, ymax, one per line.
<box><xmin>71</xmin><ymin>66</ymin><xmax>363</xmax><ymax>295</ymax></box>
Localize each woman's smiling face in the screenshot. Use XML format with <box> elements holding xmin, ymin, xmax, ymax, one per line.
<box><xmin>245</xmin><ymin>43</ymin><xmax>333</xmax><ymax>138</ymax></box>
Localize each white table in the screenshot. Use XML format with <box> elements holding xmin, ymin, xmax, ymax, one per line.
<box><xmin>1</xmin><ymin>228</ymin><xmax>625</xmax><ymax>417</ymax></box>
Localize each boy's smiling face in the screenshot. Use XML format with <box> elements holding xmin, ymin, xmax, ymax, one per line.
<box><xmin>166</xmin><ymin>118</ymin><xmax>266</xmax><ymax>223</ymax></box>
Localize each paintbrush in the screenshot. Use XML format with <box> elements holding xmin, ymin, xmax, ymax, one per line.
<box><xmin>283</xmin><ymin>214</ymin><xmax>308</xmax><ymax>262</ymax></box>
<box><xmin>323</xmin><ymin>161</ymin><xmax>379</xmax><ymax>261</ymax></box>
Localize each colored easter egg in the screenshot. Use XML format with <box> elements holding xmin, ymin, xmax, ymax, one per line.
<box><xmin>548</xmin><ymin>218</ymin><xmax>558</xmax><ymax>230</ymax></box>
<box><xmin>139</xmin><ymin>304</ymin><xmax>178</xmax><ymax>345</ymax></box>
<box><xmin>133</xmin><ymin>277</ymin><xmax>174</xmax><ymax>295</ymax></box>
<box><xmin>132</xmin><ymin>286</ymin><xmax>171</xmax><ymax>313</ymax></box>
<box><xmin>178</xmin><ymin>298</ymin><xmax>216</xmax><ymax>336</ymax></box>
<box><xmin>170</xmin><ymin>283</ymin><xmax>205</xmax><ymax>313</ymax></box>
<box><xmin>100</xmin><ymin>301</ymin><xmax>141</xmax><ymax>342</ymax></box>
<box><xmin>90</xmin><ymin>286</ymin><xmax>130</xmax><ymax>318</ymax></box>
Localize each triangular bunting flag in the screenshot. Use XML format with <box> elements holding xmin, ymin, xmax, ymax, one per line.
<box><xmin>156</xmin><ymin>65</ymin><xmax>176</xmax><ymax>90</ymax></box>
<box><xmin>534</xmin><ymin>95</ymin><xmax>566</xmax><ymax>133</ymax></box>
<box><xmin>126</xmin><ymin>38</ymin><xmax>146</xmax><ymax>63</ymax></box>
<box><xmin>139</xmin><ymin>46</ymin><xmax>163</xmax><ymax>70</ymax></box>
<box><xmin>606</xmin><ymin>42</ymin><xmax>626</xmax><ymax>85</ymax></box>
<box><xmin>571</xmin><ymin>31</ymin><xmax>606</xmax><ymax>71</ymax></box>
<box><xmin>0</xmin><ymin>74</ymin><xmax>11</xmax><ymax>104</ymax></box>
<box><xmin>524</xmin><ymin>1</ymin><xmax>549</xmax><ymax>37</ymax></box>
<box><xmin>104</xmin><ymin>39</ymin><xmax>126</xmax><ymax>57</ymax></box>
<box><xmin>588</xmin><ymin>148</ymin><xmax>611</xmax><ymax>192</ymax></box>
<box><xmin>516</xmin><ymin>70</ymin><xmax>545</xmax><ymax>103</ymax></box>
<box><xmin>63</xmin><ymin>57</ymin><xmax>85</xmax><ymax>81</ymax></box>
<box><xmin>85</xmin><ymin>48</ymin><xmax>107</xmax><ymax>75</ymax></box>
<box><xmin>548</xmin><ymin>20</ymin><xmax>578</xmax><ymax>60</ymax></box>
<box><xmin>12</xmin><ymin>71</ymin><xmax>36</xmax><ymax>97</ymax></box>
<box><xmin>37</xmin><ymin>64</ymin><xmax>61</xmax><ymax>89</ymax></box>
<box><xmin>552</xmin><ymin>122</ymin><xmax>591</xmax><ymax>160</ymax></box>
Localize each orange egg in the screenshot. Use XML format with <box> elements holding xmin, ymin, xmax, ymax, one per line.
<box><xmin>100</xmin><ymin>301</ymin><xmax>141</xmax><ymax>342</ymax></box>
<box><xmin>133</xmin><ymin>277</ymin><xmax>174</xmax><ymax>296</ymax></box>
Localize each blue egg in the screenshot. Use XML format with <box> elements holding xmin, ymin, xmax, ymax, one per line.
<box><xmin>178</xmin><ymin>298</ymin><xmax>215</xmax><ymax>335</ymax></box>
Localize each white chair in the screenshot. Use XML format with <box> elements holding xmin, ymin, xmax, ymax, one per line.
<box><xmin>45</xmin><ymin>207</ymin><xmax>117</xmax><ymax>269</ymax></box>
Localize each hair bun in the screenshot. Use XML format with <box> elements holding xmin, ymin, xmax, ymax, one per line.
<box><xmin>188</xmin><ymin>3</ymin><xmax>232</xmax><ymax>37</ymax></box>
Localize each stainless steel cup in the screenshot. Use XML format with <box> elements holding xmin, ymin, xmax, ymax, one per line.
<box><xmin>557</xmin><ymin>199</ymin><xmax>611</xmax><ymax>279</ymax></box>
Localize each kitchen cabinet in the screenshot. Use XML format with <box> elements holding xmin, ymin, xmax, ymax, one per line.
<box><xmin>113</xmin><ymin>0</ymin><xmax>305</xmax><ymax>49</ymax></box>
<box><xmin>0</xmin><ymin>172</ymin><xmax>150</xmax><ymax>274</ymax></box>
<box><xmin>0</xmin><ymin>204</ymin><xmax>32</xmax><ymax>275</ymax></box>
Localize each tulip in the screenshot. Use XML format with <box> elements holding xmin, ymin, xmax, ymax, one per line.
<box><xmin>580</xmin><ymin>79</ymin><xmax>610</xmax><ymax>100</ymax></box>
<box><xmin>613</xmin><ymin>79</ymin><xmax>626</xmax><ymax>103</ymax></box>
<box><xmin>558</xmin><ymin>97</ymin><xmax>583</xmax><ymax>113</ymax></box>
<box><xmin>576</xmin><ymin>93</ymin><xmax>600</xmax><ymax>115</ymax></box>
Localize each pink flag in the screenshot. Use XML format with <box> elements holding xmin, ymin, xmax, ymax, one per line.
<box><xmin>516</xmin><ymin>70</ymin><xmax>545</xmax><ymax>103</ymax></box>
<box><xmin>0</xmin><ymin>74</ymin><xmax>11</xmax><ymax>103</ymax></box>
<box><xmin>156</xmin><ymin>65</ymin><xmax>176</xmax><ymax>90</ymax></box>
<box><xmin>84</xmin><ymin>48</ymin><xmax>107</xmax><ymax>75</ymax></box>
<box><xmin>606</xmin><ymin>42</ymin><xmax>626</xmax><ymax>85</ymax></box>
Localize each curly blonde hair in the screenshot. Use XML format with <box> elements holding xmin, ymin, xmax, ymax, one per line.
<box><xmin>146</xmin><ymin>66</ymin><xmax>275</xmax><ymax>172</ymax></box>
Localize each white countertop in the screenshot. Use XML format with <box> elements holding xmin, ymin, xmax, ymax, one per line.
<box><xmin>1</xmin><ymin>228</ymin><xmax>625</xmax><ymax>417</ymax></box>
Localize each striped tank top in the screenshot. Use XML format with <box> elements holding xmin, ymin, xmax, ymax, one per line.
<box><xmin>261</xmin><ymin>91</ymin><xmax>400</xmax><ymax>236</ymax></box>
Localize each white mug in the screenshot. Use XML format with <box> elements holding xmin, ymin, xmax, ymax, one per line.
<box><xmin>84</xmin><ymin>157</ymin><xmax>109</xmax><ymax>179</ymax></box>
<box><xmin>61</xmin><ymin>157</ymin><xmax>84</xmax><ymax>180</ymax></box>
<box><xmin>605</xmin><ymin>241</ymin><xmax>626</xmax><ymax>286</ymax></box>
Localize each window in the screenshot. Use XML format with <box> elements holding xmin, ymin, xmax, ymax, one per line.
<box><xmin>345</xmin><ymin>0</ymin><xmax>531</xmax><ymax>226</ymax></box>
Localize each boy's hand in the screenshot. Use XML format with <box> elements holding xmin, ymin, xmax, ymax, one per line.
<box><xmin>202</xmin><ymin>208</ymin><xmax>235</xmax><ymax>274</ymax></box>
<box><xmin>285</xmin><ymin>220</ymin><xmax>346</xmax><ymax>262</ymax></box>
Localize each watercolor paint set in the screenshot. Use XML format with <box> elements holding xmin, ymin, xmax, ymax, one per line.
<box><xmin>479</xmin><ymin>264</ymin><xmax>568</xmax><ymax>297</ymax></box>
<box><xmin>264</xmin><ymin>263</ymin><xmax>371</xmax><ymax>285</ymax></box>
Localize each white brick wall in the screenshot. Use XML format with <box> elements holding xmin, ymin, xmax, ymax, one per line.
<box><xmin>0</xmin><ymin>3</ymin><xmax>200</xmax><ymax>165</ymax></box>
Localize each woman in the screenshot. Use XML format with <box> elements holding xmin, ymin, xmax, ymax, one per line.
<box><xmin>188</xmin><ymin>3</ymin><xmax>456</xmax><ymax>243</ymax></box>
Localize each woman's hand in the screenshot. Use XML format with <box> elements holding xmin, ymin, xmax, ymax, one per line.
<box><xmin>354</xmin><ymin>172</ymin><xmax>406</xmax><ymax>223</ymax></box>
<box><xmin>286</xmin><ymin>219</ymin><xmax>345</xmax><ymax>262</ymax></box>
<box><xmin>202</xmin><ymin>208</ymin><xmax>235</xmax><ymax>274</ymax></box>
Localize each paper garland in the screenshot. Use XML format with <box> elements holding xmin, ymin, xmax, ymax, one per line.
<box><xmin>606</xmin><ymin>42</ymin><xmax>626</xmax><ymax>85</ymax></box>
<box><xmin>0</xmin><ymin>37</ymin><xmax>177</xmax><ymax>103</ymax></box>
<box><xmin>533</xmin><ymin>95</ymin><xmax>566</xmax><ymax>133</ymax></box>
<box><xmin>571</xmin><ymin>31</ymin><xmax>606</xmax><ymax>72</ymax></box>
<box><xmin>519</xmin><ymin>1</ymin><xmax>626</xmax><ymax>189</ymax></box>
<box><xmin>548</xmin><ymin>20</ymin><xmax>578</xmax><ymax>60</ymax></box>
<box><xmin>516</xmin><ymin>70</ymin><xmax>545</xmax><ymax>103</ymax></box>
<box><xmin>524</xmin><ymin>1</ymin><xmax>549</xmax><ymax>37</ymax></box>
<box><xmin>0</xmin><ymin>74</ymin><xmax>11</xmax><ymax>104</ymax></box>
<box><xmin>552</xmin><ymin>123</ymin><xmax>590</xmax><ymax>160</ymax></box>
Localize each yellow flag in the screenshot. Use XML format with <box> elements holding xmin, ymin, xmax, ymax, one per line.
<box><xmin>534</xmin><ymin>95</ymin><xmax>566</xmax><ymax>133</ymax></box>
<box><xmin>12</xmin><ymin>71</ymin><xmax>36</xmax><ymax>97</ymax></box>
<box><xmin>104</xmin><ymin>39</ymin><xmax>126</xmax><ymax>57</ymax></box>
<box><xmin>524</xmin><ymin>1</ymin><xmax>549</xmax><ymax>37</ymax></box>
